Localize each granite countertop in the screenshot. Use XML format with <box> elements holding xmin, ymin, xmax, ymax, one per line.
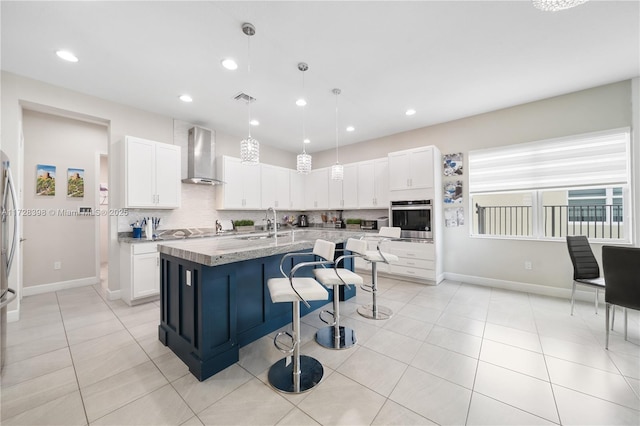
<box><xmin>156</xmin><ymin>229</ymin><xmax>368</xmax><ymax>267</ymax></box>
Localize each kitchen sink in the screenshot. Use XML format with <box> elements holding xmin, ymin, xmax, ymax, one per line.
<box><xmin>236</xmin><ymin>232</ymin><xmax>289</xmax><ymax>241</ymax></box>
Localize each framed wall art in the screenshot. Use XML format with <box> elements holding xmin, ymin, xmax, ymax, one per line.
<box><xmin>443</xmin><ymin>152</ymin><xmax>463</xmax><ymax>176</ymax></box>
<box><xmin>445</xmin><ymin>207</ymin><xmax>464</xmax><ymax>227</ymax></box>
<box><xmin>67</xmin><ymin>168</ymin><xmax>85</xmax><ymax>198</ymax></box>
<box><xmin>444</xmin><ymin>180</ymin><xmax>463</xmax><ymax>204</ymax></box>
<box><xmin>36</xmin><ymin>164</ymin><xmax>56</xmax><ymax>196</ymax></box>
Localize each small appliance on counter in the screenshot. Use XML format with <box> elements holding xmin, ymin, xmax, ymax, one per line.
<box><xmin>377</xmin><ymin>217</ymin><xmax>389</xmax><ymax>229</ymax></box>
<box><xmin>360</xmin><ymin>220</ymin><xmax>377</xmax><ymax>230</ymax></box>
<box><xmin>298</xmin><ymin>214</ymin><xmax>309</xmax><ymax>227</ymax></box>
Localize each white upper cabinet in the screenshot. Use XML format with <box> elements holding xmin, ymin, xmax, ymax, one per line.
<box><xmin>388</xmin><ymin>146</ymin><xmax>434</xmax><ymax>191</ymax></box>
<box><xmin>329</xmin><ymin>164</ymin><xmax>358</xmax><ymax>209</ymax></box>
<box><xmin>261</xmin><ymin>164</ymin><xmax>290</xmax><ymax>209</ymax></box>
<box><xmin>305</xmin><ymin>168</ymin><xmax>329</xmax><ymax>210</ymax></box>
<box><xmin>357</xmin><ymin>158</ymin><xmax>388</xmax><ymax>209</ymax></box>
<box><xmin>122</xmin><ymin>136</ymin><xmax>181</xmax><ymax>209</ymax></box>
<box><xmin>289</xmin><ymin>170</ymin><xmax>305</xmax><ymax>210</ymax></box>
<box><xmin>216</xmin><ymin>156</ymin><xmax>261</xmax><ymax>209</ymax></box>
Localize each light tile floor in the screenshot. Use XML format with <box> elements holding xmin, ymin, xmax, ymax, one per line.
<box><xmin>2</xmin><ymin>273</ymin><xmax>639</xmax><ymax>425</ymax></box>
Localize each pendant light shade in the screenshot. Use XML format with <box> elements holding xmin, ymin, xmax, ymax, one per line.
<box><xmin>296</xmin><ymin>62</ymin><xmax>312</xmax><ymax>174</ymax></box>
<box><xmin>331</xmin><ymin>88</ymin><xmax>343</xmax><ymax>181</ymax></box>
<box><xmin>240</xmin><ymin>22</ymin><xmax>259</xmax><ymax>165</ymax></box>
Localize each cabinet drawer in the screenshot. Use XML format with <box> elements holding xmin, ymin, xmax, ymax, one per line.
<box><xmin>133</xmin><ymin>243</ymin><xmax>158</xmax><ymax>255</ymax></box>
<box><xmin>389</xmin><ymin>264</ymin><xmax>435</xmax><ymax>280</ymax></box>
<box><xmin>387</xmin><ymin>241</ymin><xmax>435</xmax><ymax>255</ymax></box>
<box><xmin>393</xmin><ymin>257</ymin><xmax>434</xmax><ymax>269</ymax></box>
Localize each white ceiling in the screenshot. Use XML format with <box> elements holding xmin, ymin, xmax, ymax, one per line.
<box><xmin>2</xmin><ymin>1</ymin><xmax>639</xmax><ymax>154</ymax></box>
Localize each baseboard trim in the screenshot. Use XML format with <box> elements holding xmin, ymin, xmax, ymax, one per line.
<box><xmin>21</xmin><ymin>276</ymin><xmax>100</xmax><ymax>297</ymax></box>
<box><xmin>106</xmin><ymin>289</ymin><xmax>121</xmax><ymax>301</ymax></box>
<box><xmin>443</xmin><ymin>272</ymin><xmax>597</xmax><ymax>302</ymax></box>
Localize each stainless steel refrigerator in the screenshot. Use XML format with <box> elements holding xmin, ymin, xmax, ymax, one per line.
<box><xmin>1</xmin><ymin>150</ymin><xmax>18</xmax><ymax>371</ymax></box>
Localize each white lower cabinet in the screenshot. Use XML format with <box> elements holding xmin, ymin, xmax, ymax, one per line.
<box><xmin>386</xmin><ymin>241</ymin><xmax>436</xmax><ymax>281</ymax></box>
<box><xmin>356</xmin><ymin>240</ymin><xmax>438</xmax><ymax>282</ymax></box>
<box><xmin>120</xmin><ymin>242</ymin><xmax>159</xmax><ymax>305</ymax></box>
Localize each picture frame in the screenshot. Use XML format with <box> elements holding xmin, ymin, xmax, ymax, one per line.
<box><xmin>443</xmin><ymin>152</ymin><xmax>463</xmax><ymax>176</ymax></box>
<box><xmin>36</xmin><ymin>164</ymin><xmax>56</xmax><ymax>196</ymax></box>
<box><xmin>67</xmin><ymin>168</ymin><xmax>85</xmax><ymax>198</ymax></box>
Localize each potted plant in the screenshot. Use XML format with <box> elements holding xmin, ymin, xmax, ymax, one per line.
<box><xmin>346</xmin><ymin>218</ymin><xmax>361</xmax><ymax>230</ymax></box>
<box><xmin>234</xmin><ymin>219</ymin><xmax>255</xmax><ymax>233</ymax></box>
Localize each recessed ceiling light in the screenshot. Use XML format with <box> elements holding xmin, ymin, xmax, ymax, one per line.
<box><xmin>406</xmin><ymin>109</ymin><xmax>416</xmax><ymax>116</ymax></box>
<box><xmin>296</xmin><ymin>98</ymin><xmax>307</xmax><ymax>107</ymax></box>
<box><xmin>179</xmin><ymin>94</ymin><xmax>193</xmax><ymax>103</ymax></box>
<box><xmin>303</xmin><ymin>138</ymin><xmax>311</xmax><ymax>144</ymax></box>
<box><xmin>221</xmin><ymin>58</ymin><xmax>238</xmax><ymax>70</ymax></box>
<box><xmin>346</xmin><ymin>126</ymin><xmax>355</xmax><ymax>132</ymax></box>
<box><xmin>56</xmin><ymin>50</ymin><xmax>78</xmax><ymax>62</ymax></box>
<box><xmin>250</xmin><ymin>119</ymin><xmax>259</xmax><ymax>126</ymax></box>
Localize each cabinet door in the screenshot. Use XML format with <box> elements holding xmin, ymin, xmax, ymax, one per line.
<box><xmin>305</xmin><ymin>168</ymin><xmax>329</xmax><ymax>209</ymax></box>
<box><xmin>357</xmin><ymin>161</ymin><xmax>375</xmax><ymax>208</ymax></box>
<box><xmin>260</xmin><ymin>165</ymin><xmax>278</xmax><ymax>209</ymax></box>
<box><xmin>388</xmin><ymin>152</ymin><xmax>411</xmax><ymax>191</ymax></box>
<box><xmin>274</xmin><ymin>167</ymin><xmax>290</xmax><ymax>209</ymax></box>
<box><xmin>289</xmin><ymin>170</ymin><xmax>305</xmax><ymax>210</ymax></box>
<box><xmin>155</xmin><ymin>143</ymin><xmax>181</xmax><ymax>208</ymax></box>
<box><xmin>125</xmin><ymin>137</ymin><xmax>156</xmax><ymax>207</ymax></box>
<box><xmin>221</xmin><ymin>157</ymin><xmax>245</xmax><ymax>208</ymax></box>
<box><xmin>373</xmin><ymin>158</ymin><xmax>389</xmax><ymax>207</ymax></box>
<box><xmin>328</xmin><ymin>176</ymin><xmax>343</xmax><ymax>209</ymax></box>
<box><xmin>342</xmin><ymin>164</ymin><xmax>358</xmax><ymax>209</ymax></box>
<box><xmin>242</xmin><ymin>163</ymin><xmax>262</xmax><ymax>209</ymax></box>
<box><xmin>132</xmin><ymin>252</ymin><xmax>159</xmax><ymax>299</ymax></box>
<box><xmin>409</xmin><ymin>147</ymin><xmax>434</xmax><ymax>189</ymax></box>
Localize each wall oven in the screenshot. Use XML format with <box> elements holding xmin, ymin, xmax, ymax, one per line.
<box><xmin>390</xmin><ymin>200</ymin><xmax>432</xmax><ymax>239</ymax></box>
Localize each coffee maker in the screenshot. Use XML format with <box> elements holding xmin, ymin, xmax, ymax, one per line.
<box><xmin>298</xmin><ymin>214</ymin><xmax>309</xmax><ymax>227</ymax></box>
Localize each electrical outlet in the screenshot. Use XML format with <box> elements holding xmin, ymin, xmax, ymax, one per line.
<box><xmin>54</xmin><ymin>261</ymin><xmax>62</xmax><ymax>270</ymax></box>
<box><xmin>524</xmin><ymin>261</ymin><xmax>532</xmax><ymax>270</ymax></box>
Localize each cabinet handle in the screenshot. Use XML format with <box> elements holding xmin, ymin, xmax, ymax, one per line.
<box><xmin>407</xmin><ymin>262</ymin><xmax>415</xmax><ymax>265</ymax></box>
<box><xmin>407</xmin><ymin>253</ymin><xmax>416</xmax><ymax>257</ymax></box>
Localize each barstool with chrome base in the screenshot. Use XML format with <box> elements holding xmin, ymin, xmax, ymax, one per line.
<box><xmin>357</xmin><ymin>226</ymin><xmax>400</xmax><ymax>320</ymax></box>
<box><xmin>267</xmin><ymin>239</ymin><xmax>334</xmax><ymax>393</ymax></box>
<box><xmin>313</xmin><ymin>238</ymin><xmax>367</xmax><ymax>349</ymax></box>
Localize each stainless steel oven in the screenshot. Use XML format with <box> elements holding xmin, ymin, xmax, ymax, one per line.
<box><xmin>390</xmin><ymin>200</ymin><xmax>432</xmax><ymax>239</ymax></box>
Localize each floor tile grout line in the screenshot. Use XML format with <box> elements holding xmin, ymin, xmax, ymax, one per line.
<box><xmin>54</xmin><ymin>289</ymin><xmax>91</xmax><ymax>426</ymax></box>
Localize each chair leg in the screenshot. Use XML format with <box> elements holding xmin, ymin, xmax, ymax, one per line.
<box><xmin>315</xmin><ymin>285</ymin><xmax>357</xmax><ymax>350</ymax></box>
<box><xmin>605</xmin><ymin>303</ymin><xmax>610</xmax><ymax>350</ymax></box>
<box><xmin>268</xmin><ymin>301</ymin><xmax>324</xmax><ymax>393</ymax></box>
<box><xmin>594</xmin><ymin>288</ymin><xmax>599</xmax><ymax>314</ymax></box>
<box><xmin>570</xmin><ymin>281</ymin><xmax>576</xmax><ymax>316</ymax></box>
<box><xmin>357</xmin><ymin>262</ymin><xmax>393</xmax><ymax>320</ymax></box>
<box><xmin>611</xmin><ymin>306</ymin><xmax>615</xmax><ymax>330</ymax></box>
<box><xmin>624</xmin><ymin>307</ymin><xmax>628</xmax><ymax>341</ymax></box>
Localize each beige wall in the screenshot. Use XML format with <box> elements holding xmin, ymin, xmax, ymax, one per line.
<box><xmin>312</xmin><ymin>80</ymin><xmax>635</xmax><ymax>294</ymax></box>
<box><xmin>22</xmin><ymin>110</ymin><xmax>107</xmax><ymax>288</ymax></box>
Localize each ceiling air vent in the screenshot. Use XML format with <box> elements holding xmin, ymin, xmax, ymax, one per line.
<box><xmin>233</xmin><ymin>92</ymin><xmax>256</xmax><ymax>103</ymax></box>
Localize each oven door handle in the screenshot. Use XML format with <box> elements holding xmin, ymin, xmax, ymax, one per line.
<box><xmin>391</xmin><ymin>205</ymin><xmax>431</xmax><ymax>211</ymax></box>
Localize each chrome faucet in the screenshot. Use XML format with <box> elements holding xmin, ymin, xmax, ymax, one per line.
<box><xmin>266</xmin><ymin>207</ymin><xmax>277</xmax><ymax>244</ymax></box>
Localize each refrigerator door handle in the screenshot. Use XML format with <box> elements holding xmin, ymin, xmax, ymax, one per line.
<box><xmin>3</xmin><ymin>167</ymin><xmax>19</xmax><ymax>276</ymax></box>
<box><xmin>0</xmin><ymin>288</ymin><xmax>16</xmax><ymax>309</ymax></box>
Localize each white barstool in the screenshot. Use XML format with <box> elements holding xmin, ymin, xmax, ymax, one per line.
<box><xmin>357</xmin><ymin>226</ymin><xmax>400</xmax><ymax>320</ymax></box>
<box><xmin>313</xmin><ymin>238</ymin><xmax>367</xmax><ymax>349</ymax></box>
<box><xmin>267</xmin><ymin>239</ymin><xmax>334</xmax><ymax>393</ymax></box>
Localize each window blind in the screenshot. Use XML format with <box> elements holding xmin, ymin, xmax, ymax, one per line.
<box><xmin>468</xmin><ymin>128</ymin><xmax>630</xmax><ymax>193</ymax></box>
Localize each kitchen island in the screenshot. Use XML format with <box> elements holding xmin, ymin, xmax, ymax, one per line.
<box><xmin>157</xmin><ymin>229</ymin><xmax>365</xmax><ymax>381</ymax></box>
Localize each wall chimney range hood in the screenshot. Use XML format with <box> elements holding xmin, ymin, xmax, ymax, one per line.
<box><xmin>182</xmin><ymin>127</ymin><xmax>224</xmax><ymax>185</ymax></box>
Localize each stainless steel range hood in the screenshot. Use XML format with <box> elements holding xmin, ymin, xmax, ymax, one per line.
<box><xmin>182</xmin><ymin>127</ymin><xmax>224</xmax><ymax>185</ymax></box>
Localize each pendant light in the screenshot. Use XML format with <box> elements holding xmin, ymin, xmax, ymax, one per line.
<box><xmin>296</xmin><ymin>62</ymin><xmax>312</xmax><ymax>174</ymax></box>
<box><xmin>330</xmin><ymin>88</ymin><xmax>343</xmax><ymax>180</ymax></box>
<box><xmin>240</xmin><ymin>22</ymin><xmax>259</xmax><ymax>165</ymax></box>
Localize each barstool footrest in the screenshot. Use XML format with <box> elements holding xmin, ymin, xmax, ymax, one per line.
<box><xmin>357</xmin><ymin>304</ymin><xmax>393</xmax><ymax>320</ymax></box>
<box><xmin>319</xmin><ymin>309</ymin><xmax>336</xmax><ymax>325</ymax></box>
<box><xmin>268</xmin><ymin>355</ymin><xmax>324</xmax><ymax>393</ymax></box>
<box><xmin>273</xmin><ymin>331</ymin><xmax>295</xmax><ymax>353</ymax></box>
<box><xmin>315</xmin><ymin>326</ymin><xmax>357</xmax><ymax>349</ymax></box>
<box><xmin>360</xmin><ymin>284</ymin><xmax>373</xmax><ymax>293</ymax></box>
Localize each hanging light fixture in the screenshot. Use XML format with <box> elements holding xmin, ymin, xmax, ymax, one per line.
<box><xmin>532</xmin><ymin>0</ymin><xmax>588</xmax><ymax>12</ymax></box>
<box><xmin>331</xmin><ymin>88</ymin><xmax>344</xmax><ymax>181</ymax></box>
<box><xmin>240</xmin><ymin>22</ymin><xmax>259</xmax><ymax>165</ymax></box>
<box><xmin>296</xmin><ymin>62</ymin><xmax>312</xmax><ymax>174</ymax></box>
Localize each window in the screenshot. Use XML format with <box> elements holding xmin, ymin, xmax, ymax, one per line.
<box><xmin>469</xmin><ymin>128</ymin><xmax>630</xmax><ymax>241</ymax></box>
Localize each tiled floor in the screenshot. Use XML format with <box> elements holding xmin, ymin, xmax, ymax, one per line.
<box><xmin>2</xmin><ymin>272</ymin><xmax>639</xmax><ymax>425</ymax></box>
